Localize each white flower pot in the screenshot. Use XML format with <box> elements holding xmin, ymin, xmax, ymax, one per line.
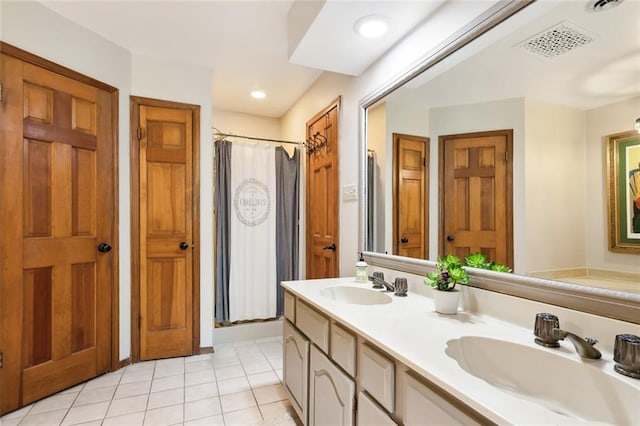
<box><xmin>433</xmin><ymin>289</ymin><xmax>461</xmax><ymax>314</ymax></box>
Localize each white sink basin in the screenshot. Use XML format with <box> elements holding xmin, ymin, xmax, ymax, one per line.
<box><xmin>320</xmin><ymin>286</ymin><xmax>392</xmax><ymax>305</ymax></box>
<box><xmin>446</xmin><ymin>336</ymin><xmax>640</xmax><ymax>424</ymax></box>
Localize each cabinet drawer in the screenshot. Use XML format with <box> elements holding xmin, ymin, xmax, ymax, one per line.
<box><xmin>296</xmin><ymin>300</ymin><xmax>330</xmax><ymax>353</ymax></box>
<box><xmin>284</xmin><ymin>291</ymin><xmax>296</xmax><ymax>322</ymax></box>
<box><xmin>403</xmin><ymin>372</ymin><xmax>483</xmax><ymax>426</ymax></box>
<box><xmin>359</xmin><ymin>343</ymin><xmax>395</xmax><ymax>413</ymax></box>
<box><xmin>357</xmin><ymin>391</ymin><xmax>397</xmax><ymax>426</ymax></box>
<box><xmin>330</xmin><ymin>322</ymin><xmax>356</xmax><ymax>376</ymax></box>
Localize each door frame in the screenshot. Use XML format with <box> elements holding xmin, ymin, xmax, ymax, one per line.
<box><xmin>437</xmin><ymin>129</ymin><xmax>513</xmax><ymax>264</ymax></box>
<box><xmin>129</xmin><ymin>96</ymin><xmax>201</xmax><ymax>362</ymax></box>
<box><xmin>0</xmin><ymin>42</ymin><xmax>120</xmax><ymax>382</ymax></box>
<box><xmin>392</xmin><ymin>133</ymin><xmax>429</xmax><ymax>258</ymax></box>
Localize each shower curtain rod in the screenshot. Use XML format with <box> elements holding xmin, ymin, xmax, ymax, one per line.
<box><xmin>213</xmin><ymin>131</ymin><xmax>304</xmax><ymax>146</ymax></box>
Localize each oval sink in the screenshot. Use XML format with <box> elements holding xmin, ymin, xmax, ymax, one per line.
<box><xmin>446</xmin><ymin>336</ymin><xmax>640</xmax><ymax>424</ymax></box>
<box><xmin>320</xmin><ymin>286</ymin><xmax>392</xmax><ymax>305</ymax></box>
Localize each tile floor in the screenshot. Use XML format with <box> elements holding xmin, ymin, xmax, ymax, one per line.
<box><xmin>1</xmin><ymin>337</ymin><xmax>301</xmax><ymax>426</ymax></box>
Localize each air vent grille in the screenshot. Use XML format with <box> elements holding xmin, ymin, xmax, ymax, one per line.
<box><xmin>517</xmin><ymin>22</ymin><xmax>597</xmax><ymax>59</ymax></box>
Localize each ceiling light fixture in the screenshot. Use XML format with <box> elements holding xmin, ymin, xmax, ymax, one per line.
<box><xmin>354</xmin><ymin>15</ymin><xmax>389</xmax><ymax>39</ymax></box>
<box><xmin>251</xmin><ymin>90</ymin><xmax>266</xmax><ymax>99</ymax></box>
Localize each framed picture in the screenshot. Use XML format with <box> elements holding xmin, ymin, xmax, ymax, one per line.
<box><xmin>606</xmin><ymin>130</ymin><xmax>640</xmax><ymax>253</ymax></box>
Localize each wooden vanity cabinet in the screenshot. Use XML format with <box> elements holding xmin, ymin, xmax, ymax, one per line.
<box><xmin>283</xmin><ymin>320</ymin><xmax>309</xmax><ymax>423</ymax></box>
<box><xmin>308</xmin><ymin>345</ymin><xmax>355</xmax><ymax>425</ymax></box>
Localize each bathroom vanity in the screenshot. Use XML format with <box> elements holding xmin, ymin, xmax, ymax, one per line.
<box><xmin>282</xmin><ymin>271</ymin><xmax>640</xmax><ymax>425</ymax></box>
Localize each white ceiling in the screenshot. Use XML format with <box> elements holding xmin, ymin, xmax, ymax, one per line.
<box><xmin>388</xmin><ymin>0</ymin><xmax>640</xmax><ymax>111</ymax></box>
<box><xmin>38</xmin><ymin>0</ymin><xmax>443</xmax><ymax>118</ymax></box>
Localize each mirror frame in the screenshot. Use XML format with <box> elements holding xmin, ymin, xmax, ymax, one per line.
<box><xmin>357</xmin><ymin>0</ymin><xmax>640</xmax><ymax>324</ymax></box>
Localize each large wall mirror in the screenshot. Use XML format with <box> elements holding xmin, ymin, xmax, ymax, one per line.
<box><xmin>362</xmin><ymin>0</ymin><xmax>640</xmax><ymax>297</ymax></box>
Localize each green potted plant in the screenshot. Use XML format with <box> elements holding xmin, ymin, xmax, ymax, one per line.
<box><xmin>425</xmin><ymin>254</ymin><xmax>469</xmax><ymax>314</ymax></box>
<box><xmin>464</xmin><ymin>252</ymin><xmax>512</xmax><ymax>273</ymax></box>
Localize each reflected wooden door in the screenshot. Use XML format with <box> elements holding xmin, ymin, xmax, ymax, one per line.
<box><xmin>135</xmin><ymin>100</ymin><xmax>197</xmax><ymax>360</ymax></box>
<box><xmin>306</xmin><ymin>99</ymin><xmax>340</xmax><ymax>279</ymax></box>
<box><xmin>393</xmin><ymin>133</ymin><xmax>429</xmax><ymax>259</ymax></box>
<box><xmin>439</xmin><ymin>130</ymin><xmax>513</xmax><ymax>268</ymax></box>
<box><xmin>0</xmin><ymin>51</ymin><xmax>115</xmax><ymax>413</ymax></box>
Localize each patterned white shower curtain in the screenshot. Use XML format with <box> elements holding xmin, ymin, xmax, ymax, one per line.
<box><xmin>228</xmin><ymin>143</ymin><xmax>277</xmax><ymax>321</ymax></box>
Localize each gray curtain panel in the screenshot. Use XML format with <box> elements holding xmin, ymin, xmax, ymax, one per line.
<box><xmin>367</xmin><ymin>152</ymin><xmax>375</xmax><ymax>251</ymax></box>
<box><xmin>215</xmin><ymin>140</ymin><xmax>232</xmax><ymax>323</ymax></box>
<box><xmin>275</xmin><ymin>147</ymin><xmax>300</xmax><ymax>316</ymax></box>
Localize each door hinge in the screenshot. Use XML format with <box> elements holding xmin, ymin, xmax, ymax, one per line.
<box><xmin>138</xmin><ymin>315</ymin><xmax>141</xmax><ymax>329</ymax></box>
<box><xmin>137</xmin><ymin>127</ymin><xmax>142</xmax><ymax>140</ymax></box>
<box><xmin>0</xmin><ymin>351</ymin><xmax>3</xmax><ymax>368</ymax></box>
<box><xmin>0</xmin><ymin>83</ymin><xmax>3</xmax><ymax>103</ymax></box>
<box><xmin>504</xmin><ymin>151</ymin><xmax>509</xmax><ymax>161</ymax></box>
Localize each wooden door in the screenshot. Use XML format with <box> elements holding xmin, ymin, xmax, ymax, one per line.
<box><xmin>132</xmin><ymin>98</ymin><xmax>199</xmax><ymax>361</ymax></box>
<box><xmin>439</xmin><ymin>130</ymin><xmax>513</xmax><ymax>268</ymax></box>
<box><xmin>393</xmin><ymin>133</ymin><xmax>429</xmax><ymax>259</ymax></box>
<box><xmin>306</xmin><ymin>99</ymin><xmax>340</xmax><ymax>279</ymax></box>
<box><xmin>0</xmin><ymin>48</ymin><xmax>116</xmax><ymax>413</ymax></box>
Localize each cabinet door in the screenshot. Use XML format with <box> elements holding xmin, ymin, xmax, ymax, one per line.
<box><xmin>284</xmin><ymin>320</ymin><xmax>309</xmax><ymax>424</ymax></box>
<box><xmin>309</xmin><ymin>345</ymin><xmax>355</xmax><ymax>426</ymax></box>
<box><xmin>404</xmin><ymin>372</ymin><xmax>483</xmax><ymax>426</ymax></box>
<box><xmin>357</xmin><ymin>391</ymin><xmax>397</xmax><ymax>426</ymax></box>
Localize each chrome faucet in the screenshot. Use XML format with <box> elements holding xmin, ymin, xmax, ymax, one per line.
<box><xmin>551</xmin><ymin>328</ymin><xmax>602</xmax><ymax>360</ymax></box>
<box><xmin>369</xmin><ymin>271</ymin><xmax>394</xmax><ymax>292</ymax></box>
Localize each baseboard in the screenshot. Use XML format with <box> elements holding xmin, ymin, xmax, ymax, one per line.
<box><xmin>118</xmin><ymin>357</ymin><xmax>131</xmax><ymax>369</ymax></box>
<box><xmin>212</xmin><ymin>318</ymin><xmax>283</xmax><ymax>344</ymax></box>
<box><xmin>199</xmin><ymin>346</ymin><xmax>214</xmax><ymax>354</ymax></box>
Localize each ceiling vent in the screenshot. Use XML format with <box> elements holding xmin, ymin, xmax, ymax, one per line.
<box><xmin>517</xmin><ymin>22</ymin><xmax>597</xmax><ymax>59</ymax></box>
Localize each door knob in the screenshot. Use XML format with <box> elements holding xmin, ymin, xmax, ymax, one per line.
<box><xmin>97</xmin><ymin>243</ymin><xmax>112</xmax><ymax>253</ymax></box>
<box><xmin>179</xmin><ymin>242</ymin><xmax>189</xmax><ymax>250</ymax></box>
<box><xmin>446</xmin><ymin>235</ymin><xmax>455</xmax><ymax>241</ymax></box>
<box><xmin>401</xmin><ymin>236</ymin><xmax>409</xmax><ymax>243</ymax></box>
<box><xmin>323</xmin><ymin>243</ymin><xmax>336</xmax><ymax>251</ymax></box>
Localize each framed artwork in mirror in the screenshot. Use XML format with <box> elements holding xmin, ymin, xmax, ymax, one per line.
<box><xmin>606</xmin><ymin>131</ymin><xmax>640</xmax><ymax>253</ymax></box>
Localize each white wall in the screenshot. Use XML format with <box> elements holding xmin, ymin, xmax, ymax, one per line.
<box><xmin>524</xmin><ymin>99</ymin><xmax>586</xmax><ymax>274</ymax></box>
<box><xmin>585</xmin><ymin>96</ymin><xmax>640</xmax><ymax>274</ymax></box>
<box><xmin>2</xmin><ymin>1</ymin><xmax>215</xmax><ymax>359</ymax></box>
<box><xmin>213</xmin><ymin>109</ymin><xmax>282</xmax><ymax>140</ymax></box>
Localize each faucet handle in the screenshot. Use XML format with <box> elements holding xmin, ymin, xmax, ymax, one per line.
<box><xmin>371</xmin><ymin>271</ymin><xmax>385</xmax><ymax>289</ymax></box>
<box><xmin>534</xmin><ymin>313</ymin><xmax>561</xmax><ymax>348</ymax></box>
<box><xmin>394</xmin><ymin>277</ymin><xmax>407</xmax><ymax>297</ymax></box>
<box><xmin>613</xmin><ymin>334</ymin><xmax>640</xmax><ymax>379</ymax></box>
<box><xmin>584</xmin><ymin>337</ymin><xmax>598</xmax><ymax>346</ymax></box>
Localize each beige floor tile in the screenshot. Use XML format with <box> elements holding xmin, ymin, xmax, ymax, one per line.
<box><xmin>151</xmin><ymin>374</ymin><xmax>185</xmax><ymax>393</ymax></box>
<box><xmin>184</xmin><ymin>396</ymin><xmax>222</xmax><ymax>422</ymax></box>
<box><xmin>19</xmin><ymin>408</ymin><xmax>68</xmax><ymax>426</ymax></box>
<box><xmin>184</xmin><ymin>413</ymin><xmax>225</xmax><ymax>425</ymax></box>
<box><xmin>105</xmin><ymin>394</ymin><xmax>148</xmax><ymax>418</ymax></box>
<box><xmin>142</xmin><ymin>404</ymin><xmax>184</xmax><ymax>426</ymax></box>
<box><xmin>113</xmin><ymin>380</ymin><xmax>151</xmax><ymax>400</ymax></box>
<box><xmin>102</xmin><ymin>411</ymin><xmax>145</xmax><ymax>426</ymax></box>
<box><xmin>185</xmin><ymin>381</ymin><xmax>219</xmax><ymax>402</ymax></box>
<box><xmin>212</xmin><ymin>355</ymin><xmax>241</xmax><ymax>368</ymax></box>
<box><xmin>241</xmin><ymin>359</ymin><xmax>273</xmax><ymax>375</ymax></box>
<box><xmin>217</xmin><ymin>376</ymin><xmax>251</xmax><ymax>396</ymax></box>
<box><xmin>73</xmin><ymin>385</ymin><xmax>116</xmax><ymax>407</ymax></box>
<box><xmin>220</xmin><ymin>390</ymin><xmax>257</xmax><ymax>413</ymax></box>
<box><xmin>223</xmin><ymin>406</ymin><xmax>263</xmax><ymax>425</ymax></box>
<box><xmin>215</xmin><ymin>364</ymin><xmax>245</xmax><ymax>381</ymax></box>
<box><xmin>253</xmin><ymin>383</ymin><xmax>287</xmax><ymax>406</ymax></box>
<box><xmin>153</xmin><ymin>363</ymin><xmax>184</xmax><ymax>379</ymax></box>
<box><xmin>61</xmin><ymin>401</ymin><xmax>109</xmax><ymax>426</ymax></box>
<box><xmin>147</xmin><ymin>387</ymin><xmax>184</xmax><ymax>410</ymax></box>
<box><xmin>1</xmin><ymin>403</ymin><xmax>33</xmax><ymax>419</ymax></box>
<box><xmin>185</xmin><ymin>370</ymin><xmax>216</xmax><ymax>387</ymax></box>
<box><xmin>0</xmin><ymin>417</ymin><xmax>21</xmax><ymax>426</ymax></box>
<box><xmin>120</xmin><ymin>368</ymin><xmax>154</xmax><ymax>384</ymax></box>
<box><xmin>124</xmin><ymin>360</ymin><xmax>156</xmax><ymax>372</ymax></box>
<box><xmin>248</xmin><ymin>371</ymin><xmax>280</xmax><ymax>389</ymax></box>
<box><xmin>267</xmin><ymin>357</ymin><xmax>283</xmax><ymax>370</ymax></box>
<box><xmin>30</xmin><ymin>393</ymin><xmax>78</xmax><ymax>415</ymax></box>
<box><xmin>185</xmin><ymin>353</ymin><xmax>213</xmax><ymax>363</ymax></box>
<box><xmin>185</xmin><ymin>359</ymin><xmax>213</xmax><ymax>374</ymax></box>
<box><xmin>82</xmin><ymin>371</ymin><xmax>123</xmax><ymax>390</ymax></box>
<box><xmin>59</xmin><ymin>383</ymin><xmax>85</xmax><ymax>395</ymax></box>
<box><xmin>259</xmin><ymin>400</ymin><xmax>300</xmax><ymax>425</ymax></box>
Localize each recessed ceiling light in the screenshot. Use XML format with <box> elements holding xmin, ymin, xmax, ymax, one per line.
<box><xmin>251</xmin><ymin>90</ymin><xmax>266</xmax><ymax>99</ymax></box>
<box><xmin>354</xmin><ymin>15</ymin><xmax>389</xmax><ymax>39</ymax></box>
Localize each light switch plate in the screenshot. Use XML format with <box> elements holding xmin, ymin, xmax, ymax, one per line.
<box><xmin>343</xmin><ymin>184</ymin><xmax>357</xmax><ymax>201</ymax></box>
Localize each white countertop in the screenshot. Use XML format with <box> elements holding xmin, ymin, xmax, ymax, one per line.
<box><xmin>282</xmin><ymin>277</ymin><xmax>640</xmax><ymax>426</ymax></box>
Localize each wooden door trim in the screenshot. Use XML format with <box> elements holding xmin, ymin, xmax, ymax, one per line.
<box><xmin>392</xmin><ymin>133</ymin><xmax>429</xmax><ymax>257</ymax></box>
<box><xmin>1</xmin><ymin>42</ymin><xmax>120</xmax><ymax>373</ymax></box>
<box><xmin>437</xmin><ymin>129</ymin><xmax>513</xmax><ymax>262</ymax></box>
<box><xmin>129</xmin><ymin>96</ymin><xmax>201</xmax><ymax>362</ymax></box>
<box><xmin>305</xmin><ymin>97</ymin><xmax>341</xmax><ymax>278</ymax></box>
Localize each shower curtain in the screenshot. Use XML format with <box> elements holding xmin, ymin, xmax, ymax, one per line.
<box><xmin>215</xmin><ymin>140</ymin><xmax>299</xmax><ymax>323</ymax></box>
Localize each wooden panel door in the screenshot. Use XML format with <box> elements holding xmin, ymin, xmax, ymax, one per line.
<box><xmin>439</xmin><ymin>130</ymin><xmax>513</xmax><ymax>268</ymax></box>
<box><xmin>393</xmin><ymin>133</ymin><xmax>429</xmax><ymax>259</ymax></box>
<box><xmin>137</xmin><ymin>102</ymin><xmax>195</xmax><ymax>360</ymax></box>
<box><xmin>306</xmin><ymin>99</ymin><xmax>339</xmax><ymax>279</ymax></box>
<box><xmin>0</xmin><ymin>50</ymin><xmax>116</xmax><ymax>413</ymax></box>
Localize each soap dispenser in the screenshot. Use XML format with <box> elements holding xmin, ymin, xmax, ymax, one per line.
<box><xmin>355</xmin><ymin>253</ymin><xmax>368</xmax><ymax>283</ymax></box>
